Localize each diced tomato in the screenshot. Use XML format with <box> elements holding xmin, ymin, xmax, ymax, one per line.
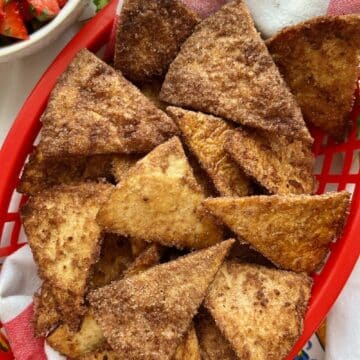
<box><xmin>0</xmin><ymin>1</ymin><xmax>28</xmax><ymax>40</ymax></box>
<box><xmin>27</xmin><ymin>0</ymin><xmax>59</xmax><ymax>22</ymax></box>
<box><xmin>57</xmin><ymin>0</ymin><xmax>67</xmax><ymax>8</ymax></box>
<box><xmin>19</xmin><ymin>0</ymin><xmax>33</xmax><ymax>22</ymax></box>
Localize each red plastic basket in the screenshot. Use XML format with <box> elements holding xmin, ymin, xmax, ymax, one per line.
<box><xmin>0</xmin><ymin>2</ymin><xmax>360</xmax><ymax>358</ymax></box>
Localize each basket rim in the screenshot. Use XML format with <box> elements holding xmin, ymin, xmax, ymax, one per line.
<box><xmin>0</xmin><ymin>3</ymin><xmax>360</xmax><ymax>358</ymax></box>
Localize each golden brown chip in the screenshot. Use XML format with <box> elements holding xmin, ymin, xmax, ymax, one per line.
<box><xmin>18</xmin><ymin>148</ymin><xmax>115</xmax><ymax>196</ymax></box>
<box><xmin>79</xmin><ymin>325</ymin><xmax>201</xmax><ymax>360</ymax></box>
<box><xmin>124</xmin><ymin>243</ymin><xmax>163</xmax><ymax>277</ymax></box>
<box><xmin>111</xmin><ymin>154</ymin><xmax>141</xmax><ymax>183</ymax></box>
<box><xmin>47</xmin><ymin>312</ymin><xmax>106</xmax><ymax>359</ymax></box>
<box><xmin>48</xmin><ymin>239</ymin><xmax>161</xmax><ymax>358</ymax></box>
<box><xmin>18</xmin><ymin>148</ymin><xmax>86</xmax><ymax>195</ymax></box>
<box><xmin>167</xmin><ymin>107</ymin><xmax>251</xmax><ymax>197</ymax></box>
<box><xmin>114</xmin><ymin>0</ymin><xmax>200</xmax><ymax>83</ymax></box>
<box><xmin>195</xmin><ymin>308</ymin><xmax>236</xmax><ymax>360</ymax></box>
<box><xmin>90</xmin><ymin>235</ymin><xmax>134</xmax><ymax>289</ymax></box>
<box><xmin>173</xmin><ymin>323</ymin><xmax>201</xmax><ymax>360</ymax></box>
<box><xmin>267</xmin><ymin>15</ymin><xmax>360</xmax><ymax>139</ymax></box>
<box><xmin>38</xmin><ymin>49</ymin><xmax>177</xmax><ymax>159</ymax></box>
<box><xmin>21</xmin><ymin>183</ymin><xmax>113</xmax><ymax>329</ymax></box>
<box><xmin>160</xmin><ymin>0</ymin><xmax>312</xmax><ymax>143</ymax></box>
<box><xmin>33</xmin><ymin>282</ymin><xmax>61</xmax><ymax>337</ymax></box>
<box><xmin>204</xmin><ymin>192</ymin><xmax>350</xmax><ymax>273</ymax></box>
<box><xmin>97</xmin><ymin>137</ymin><xmax>223</xmax><ymax>249</ymax></box>
<box><xmin>88</xmin><ymin>240</ymin><xmax>234</xmax><ymax>360</ymax></box>
<box><xmin>226</xmin><ymin>128</ymin><xmax>315</xmax><ymax>195</ymax></box>
<box><xmin>205</xmin><ymin>262</ymin><xmax>313</xmax><ymax>360</ymax></box>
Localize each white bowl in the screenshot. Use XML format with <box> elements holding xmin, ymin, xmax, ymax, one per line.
<box><xmin>0</xmin><ymin>0</ymin><xmax>86</xmax><ymax>62</ymax></box>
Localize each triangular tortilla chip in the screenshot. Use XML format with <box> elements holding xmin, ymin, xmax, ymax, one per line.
<box><xmin>47</xmin><ymin>239</ymin><xmax>161</xmax><ymax>358</ymax></box>
<box><xmin>114</xmin><ymin>0</ymin><xmax>200</xmax><ymax>82</ymax></box>
<box><xmin>97</xmin><ymin>137</ymin><xmax>223</xmax><ymax>249</ymax></box>
<box><xmin>18</xmin><ymin>148</ymin><xmax>115</xmax><ymax>195</ymax></box>
<box><xmin>203</xmin><ymin>192</ymin><xmax>350</xmax><ymax>273</ymax></box>
<box><xmin>18</xmin><ymin>148</ymin><xmax>85</xmax><ymax>195</ymax></box>
<box><xmin>205</xmin><ymin>262</ymin><xmax>313</xmax><ymax>360</ymax></box>
<box><xmin>88</xmin><ymin>239</ymin><xmax>234</xmax><ymax>360</ymax></box>
<box><xmin>173</xmin><ymin>323</ymin><xmax>201</xmax><ymax>360</ymax></box>
<box><xmin>36</xmin><ymin>236</ymin><xmax>131</xmax><ymax>338</ymax></box>
<box><xmin>225</xmin><ymin>129</ymin><xmax>315</xmax><ymax>195</ymax></box>
<box><xmin>167</xmin><ymin>107</ymin><xmax>251</xmax><ymax>197</ymax></box>
<box><xmin>47</xmin><ymin>312</ymin><xmax>106</xmax><ymax>358</ymax></box>
<box><xmin>160</xmin><ymin>0</ymin><xmax>312</xmax><ymax>143</ymax></box>
<box><xmin>38</xmin><ymin>49</ymin><xmax>177</xmax><ymax>159</ymax></box>
<box><xmin>195</xmin><ymin>308</ymin><xmax>237</xmax><ymax>360</ymax></box>
<box><xmin>21</xmin><ymin>183</ymin><xmax>113</xmax><ymax>329</ymax></box>
<box><xmin>33</xmin><ymin>282</ymin><xmax>61</xmax><ymax>337</ymax></box>
<box><xmin>78</xmin><ymin>325</ymin><xmax>200</xmax><ymax>360</ymax></box>
<box><xmin>267</xmin><ymin>15</ymin><xmax>360</xmax><ymax>139</ymax></box>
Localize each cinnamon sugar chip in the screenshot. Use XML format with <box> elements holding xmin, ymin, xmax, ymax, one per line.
<box><xmin>22</xmin><ymin>183</ymin><xmax>113</xmax><ymax>329</ymax></box>
<box><xmin>205</xmin><ymin>262</ymin><xmax>313</xmax><ymax>360</ymax></box>
<box><xmin>88</xmin><ymin>240</ymin><xmax>234</xmax><ymax>360</ymax></box>
<box><xmin>160</xmin><ymin>0</ymin><xmax>311</xmax><ymax>143</ymax></box>
<box><xmin>38</xmin><ymin>49</ymin><xmax>177</xmax><ymax>159</ymax></box>
<box><xmin>267</xmin><ymin>15</ymin><xmax>360</xmax><ymax>139</ymax></box>
<box><xmin>204</xmin><ymin>192</ymin><xmax>350</xmax><ymax>273</ymax></box>
<box><xmin>97</xmin><ymin>137</ymin><xmax>223</xmax><ymax>249</ymax></box>
<box><xmin>114</xmin><ymin>0</ymin><xmax>199</xmax><ymax>82</ymax></box>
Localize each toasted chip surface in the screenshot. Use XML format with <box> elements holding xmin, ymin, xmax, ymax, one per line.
<box><xmin>226</xmin><ymin>129</ymin><xmax>315</xmax><ymax>195</ymax></box>
<box><xmin>88</xmin><ymin>240</ymin><xmax>234</xmax><ymax>360</ymax></box>
<box><xmin>111</xmin><ymin>154</ymin><xmax>141</xmax><ymax>183</ymax></box>
<box><xmin>97</xmin><ymin>137</ymin><xmax>223</xmax><ymax>249</ymax></box>
<box><xmin>18</xmin><ymin>148</ymin><xmax>86</xmax><ymax>195</ymax></box>
<box><xmin>204</xmin><ymin>192</ymin><xmax>350</xmax><ymax>273</ymax></box>
<box><xmin>114</xmin><ymin>0</ymin><xmax>199</xmax><ymax>82</ymax></box>
<box><xmin>47</xmin><ymin>312</ymin><xmax>106</xmax><ymax>358</ymax></box>
<box><xmin>160</xmin><ymin>0</ymin><xmax>311</xmax><ymax>142</ymax></box>
<box><xmin>48</xmin><ymin>238</ymin><xmax>161</xmax><ymax>358</ymax></box>
<box><xmin>22</xmin><ymin>183</ymin><xmax>113</xmax><ymax>328</ymax></box>
<box><xmin>195</xmin><ymin>309</ymin><xmax>236</xmax><ymax>360</ymax></box>
<box><xmin>205</xmin><ymin>262</ymin><xmax>313</xmax><ymax>360</ymax></box>
<box><xmin>38</xmin><ymin>49</ymin><xmax>177</xmax><ymax>159</ymax></box>
<box><xmin>173</xmin><ymin>323</ymin><xmax>201</xmax><ymax>360</ymax></box>
<box><xmin>267</xmin><ymin>15</ymin><xmax>360</xmax><ymax>138</ymax></box>
<box><xmin>167</xmin><ymin>107</ymin><xmax>251</xmax><ymax>197</ymax></box>
<box><xmin>33</xmin><ymin>282</ymin><xmax>61</xmax><ymax>336</ymax></box>
<box><xmin>18</xmin><ymin>148</ymin><xmax>115</xmax><ymax>196</ymax></box>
